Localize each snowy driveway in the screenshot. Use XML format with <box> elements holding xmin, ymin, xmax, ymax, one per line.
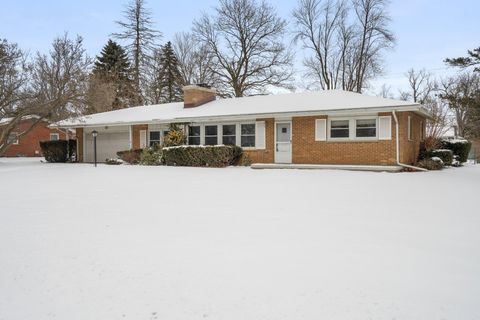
<box><xmin>0</xmin><ymin>158</ymin><xmax>479</xmax><ymax>320</ymax></box>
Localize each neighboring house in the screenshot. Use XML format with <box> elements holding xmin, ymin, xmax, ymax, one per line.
<box><xmin>1</xmin><ymin>118</ymin><xmax>71</xmax><ymax>157</ymax></box>
<box><xmin>57</xmin><ymin>85</ymin><xmax>430</xmax><ymax>166</ymax></box>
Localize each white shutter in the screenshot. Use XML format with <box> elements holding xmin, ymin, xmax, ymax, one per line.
<box><xmin>255</xmin><ymin>121</ymin><xmax>266</xmax><ymax>149</ymax></box>
<box><xmin>140</xmin><ymin>130</ymin><xmax>147</xmax><ymax>148</ymax></box>
<box><xmin>378</xmin><ymin>116</ymin><xmax>392</xmax><ymax>140</ymax></box>
<box><xmin>315</xmin><ymin>119</ymin><xmax>327</xmax><ymax>141</ymax></box>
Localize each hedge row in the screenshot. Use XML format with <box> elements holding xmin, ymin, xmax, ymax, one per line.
<box><xmin>162</xmin><ymin>145</ymin><xmax>243</xmax><ymax>167</ymax></box>
<box><xmin>40</xmin><ymin>140</ymin><xmax>76</xmax><ymax>163</ymax></box>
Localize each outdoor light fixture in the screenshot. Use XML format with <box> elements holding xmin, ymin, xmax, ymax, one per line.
<box><xmin>92</xmin><ymin>130</ymin><xmax>98</xmax><ymax>167</ymax></box>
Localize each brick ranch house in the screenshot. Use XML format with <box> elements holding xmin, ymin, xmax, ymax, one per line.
<box><xmin>1</xmin><ymin>118</ymin><xmax>70</xmax><ymax>157</ymax></box>
<box><xmin>57</xmin><ymin>85</ymin><xmax>430</xmax><ymax>166</ymax></box>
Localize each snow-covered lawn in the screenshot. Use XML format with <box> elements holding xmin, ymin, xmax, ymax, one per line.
<box><xmin>0</xmin><ymin>158</ymin><xmax>479</xmax><ymax>320</ymax></box>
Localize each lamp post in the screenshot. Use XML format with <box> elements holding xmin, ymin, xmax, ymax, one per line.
<box><xmin>92</xmin><ymin>130</ymin><xmax>98</xmax><ymax>167</ymax></box>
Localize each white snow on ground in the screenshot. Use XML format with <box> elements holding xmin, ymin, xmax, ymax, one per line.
<box><xmin>0</xmin><ymin>158</ymin><xmax>479</xmax><ymax>320</ymax></box>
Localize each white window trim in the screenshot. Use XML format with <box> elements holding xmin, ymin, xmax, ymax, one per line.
<box><xmin>327</xmin><ymin>116</ymin><xmax>379</xmax><ymax>141</ymax></box>
<box><xmin>354</xmin><ymin>118</ymin><xmax>378</xmax><ymax>140</ymax></box>
<box><xmin>240</xmin><ymin>123</ymin><xmax>256</xmax><ymax>149</ymax></box>
<box><xmin>204</xmin><ymin>124</ymin><xmax>219</xmax><ymax>146</ymax></box>
<box><xmin>184</xmin><ymin>122</ymin><xmax>259</xmax><ymax>149</ymax></box>
<box><xmin>50</xmin><ymin>133</ymin><xmax>60</xmax><ymax>141</ymax></box>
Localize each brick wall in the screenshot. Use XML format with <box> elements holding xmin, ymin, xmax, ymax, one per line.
<box><xmin>132</xmin><ymin>124</ymin><xmax>148</xmax><ymax>149</ymax></box>
<box><xmin>243</xmin><ymin>118</ymin><xmax>275</xmax><ymax>163</ymax></box>
<box><xmin>76</xmin><ymin>128</ymin><xmax>84</xmax><ymax>162</ymax></box>
<box><xmin>245</xmin><ymin>111</ymin><xmax>425</xmax><ymax>166</ymax></box>
<box><xmin>2</xmin><ymin>120</ymin><xmax>67</xmax><ymax>157</ymax></box>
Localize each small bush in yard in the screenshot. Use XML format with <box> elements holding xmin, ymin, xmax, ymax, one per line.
<box><xmin>417</xmin><ymin>157</ymin><xmax>444</xmax><ymax>170</ymax></box>
<box><xmin>440</xmin><ymin>139</ymin><xmax>472</xmax><ymax>163</ymax></box>
<box><xmin>430</xmin><ymin>149</ymin><xmax>453</xmax><ymax>166</ymax></box>
<box><xmin>105</xmin><ymin>158</ymin><xmax>123</xmax><ymax>165</ymax></box>
<box><xmin>140</xmin><ymin>146</ymin><xmax>163</xmax><ymax>165</ymax></box>
<box><xmin>117</xmin><ymin>149</ymin><xmax>142</xmax><ymax>164</ymax></box>
<box><xmin>162</xmin><ymin>145</ymin><xmax>243</xmax><ymax>167</ymax></box>
<box><xmin>40</xmin><ymin>140</ymin><xmax>76</xmax><ymax>163</ymax></box>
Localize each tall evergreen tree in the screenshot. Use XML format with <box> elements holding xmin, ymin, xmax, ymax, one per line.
<box><xmin>112</xmin><ymin>0</ymin><xmax>161</xmax><ymax>104</ymax></box>
<box><xmin>91</xmin><ymin>40</ymin><xmax>135</xmax><ymax>110</ymax></box>
<box><xmin>93</xmin><ymin>39</ymin><xmax>131</xmax><ymax>80</ymax></box>
<box><xmin>159</xmin><ymin>42</ymin><xmax>183</xmax><ymax>103</ymax></box>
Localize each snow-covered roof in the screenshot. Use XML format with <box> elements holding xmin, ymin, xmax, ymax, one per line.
<box><xmin>57</xmin><ymin>89</ymin><xmax>427</xmax><ymax>127</ymax></box>
<box><xmin>0</xmin><ymin>115</ymin><xmax>41</xmax><ymax>125</ymax></box>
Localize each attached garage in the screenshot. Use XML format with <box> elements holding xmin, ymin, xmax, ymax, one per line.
<box><xmin>84</xmin><ymin>126</ymin><xmax>130</xmax><ymax>163</ymax></box>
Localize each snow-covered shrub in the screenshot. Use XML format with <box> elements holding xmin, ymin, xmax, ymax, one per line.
<box><xmin>452</xmin><ymin>155</ymin><xmax>461</xmax><ymax>167</ymax></box>
<box><xmin>163</xmin><ymin>126</ymin><xmax>186</xmax><ymax>147</ymax></box>
<box><xmin>40</xmin><ymin>140</ymin><xmax>76</xmax><ymax>163</ymax></box>
<box><xmin>430</xmin><ymin>149</ymin><xmax>453</xmax><ymax>166</ymax></box>
<box><xmin>105</xmin><ymin>158</ymin><xmax>122</xmax><ymax>165</ymax></box>
<box><xmin>417</xmin><ymin>157</ymin><xmax>444</xmax><ymax>170</ymax></box>
<box><xmin>440</xmin><ymin>139</ymin><xmax>471</xmax><ymax>163</ymax></box>
<box><xmin>140</xmin><ymin>146</ymin><xmax>163</xmax><ymax>166</ymax></box>
<box><xmin>116</xmin><ymin>149</ymin><xmax>142</xmax><ymax>164</ymax></box>
<box><xmin>162</xmin><ymin>145</ymin><xmax>243</xmax><ymax>167</ymax></box>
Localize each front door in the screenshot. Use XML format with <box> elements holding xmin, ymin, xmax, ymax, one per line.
<box><xmin>275</xmin><ymin>122</ymin><xmax>292</xmax><ymax>163</ymax></box>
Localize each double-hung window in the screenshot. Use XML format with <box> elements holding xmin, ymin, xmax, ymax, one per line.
<box><xmin>205</xmin><ymin>125</ymin><xmax>218</xmax><ymax>145</ymax></box>
<box><xmin>149</xmin><ymin>131</ymin><xmax>161</xmax><ymax>146</ymax></box>
<box><xmin>241</xmin><ymin>124</ymin><xmax>255</xmax><ymax>147</ymax></box>
<box><xmin>330</xmin><ymin>120</ymin><xmax>349</xmax><ymax>138</ymax></box>
<box><xmin>222</xmin><ymin>124</ymin><xmax>236</xmax><ymax>145</ymax></box>
<box><xmin>355</xmin><ymin>119</ymin><xmax>376</xmax><ymax>138</ymax></box>
<box><xmin>50</xmin><ymin>133</ymin><xmax>60</xmax><ymax>141</ymax></box>
<box><xmin>188</xmin><ymin>126</ymin><xmax>201</xmax><ymax>145</ymax></box>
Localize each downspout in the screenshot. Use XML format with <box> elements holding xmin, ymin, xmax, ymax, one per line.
<box><xmin>392</xmin><ymin>110</ymin><xmax>428</xmax><ymax>172</ymax></box>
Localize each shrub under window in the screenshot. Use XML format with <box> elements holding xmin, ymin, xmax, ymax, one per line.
<box><xmin>330</xmin><ymin>120</ymin><xmax>349</xmax><ymax>138</ymax></box>
<box><xmin>241</xmin><ymin>124</ymin><xmax>255</xmax><ymax>147</ymax></box>
<box><xmin>356</xmin><ymin>119</ymin><xmax>376</xmax><ymax>138</ymax></box>
<box><xmin>222</xmin><ymin>124</ymin><xmax>236</xmax><ymax>145</ymax></box>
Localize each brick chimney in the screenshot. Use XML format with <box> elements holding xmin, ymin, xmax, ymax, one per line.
<box><xmin>183</xmin><ymin>84</ymin><xmax>216</xmax><ymax>108</ymax></box>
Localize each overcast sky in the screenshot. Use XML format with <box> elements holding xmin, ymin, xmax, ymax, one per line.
<box><xmin>1</xmin><ymin>0</ymin><xmax>477</xmax><ymax>96</ymax></box>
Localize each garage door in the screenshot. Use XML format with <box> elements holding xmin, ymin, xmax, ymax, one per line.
<box><xmin>84</xmin><ymin>130</ymin><xmax>130</xmax><ymax>163</ymax></box>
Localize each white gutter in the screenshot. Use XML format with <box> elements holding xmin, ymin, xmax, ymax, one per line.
<box><xmin>392</xmin><ymin>110</ymin><xmax>428</xmax><ymax>172</ymax></box>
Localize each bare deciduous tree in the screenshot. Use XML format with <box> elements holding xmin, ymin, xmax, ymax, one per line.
<box><xmin>85</xmin><ymin>74</ymin><xmax>117</xmax><ymax>114</ymax></box>
<box><xmin>113</xmin><ymin>0</ymin><xmax>161</xmax><ymax>104</ymax></box>
<box><xmin>0</xmin><ymin>35</ymin><xmax>91</xmax><ymax>156</ymax></box>
<box><xmin>440</xmin><ymin>72</ymin><xmax>480</xmax><ymax>138</ymax></box>
<box><xmin>400</xmin><ymin>68</ymin><xmax>451</xmax><ymax>139</ymax></box>
<box><xmin>293</xmin><ymin>0</ymin><xmax>394</xmax><ymax>92</ymax></box>
<box><xmin>0</xmin><ymin>39</ymin><xmax>34</xmax><ymax>155</ymax></box>
<box><xmin>194</xmin><ymin>0</ymin><xmax>293</xmax><ymax>97</ymax></box>
<box><xmin>173</xmin><ymin>32</ymin><xmax>220</xmax><ymax>88</ymax></box>
<box><xmin>31</xmin><ymin>34</ymin><xmax>91</xmax><ymax>121</ymax></box>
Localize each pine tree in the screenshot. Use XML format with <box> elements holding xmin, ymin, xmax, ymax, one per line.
<box><xmin>159</xmin><ymin>41</ymin><xmax>183</xmax><ymax>103</ymax></box>
<box><xmin>94</xmin><ymin>39</ymin><xmax>131</xmax><ymax>80</ymax></box>
<box><xmin>92</xmin><ymin>40</ymin><xmax>135</xmax><ymax>110</ymax></box>
<box><xmin>112</xmin><ymin>0</ymin><xmax>161</xmax><ymax>105</ymax></box>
